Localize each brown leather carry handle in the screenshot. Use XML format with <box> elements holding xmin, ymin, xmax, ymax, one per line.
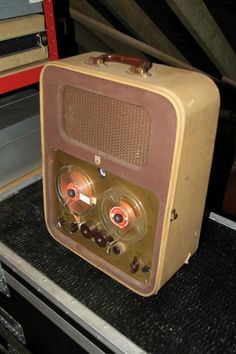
<box><xmin>86</xmin><ymin>53</ymin><xmax>152</xmax><ymax>76</ymax></box>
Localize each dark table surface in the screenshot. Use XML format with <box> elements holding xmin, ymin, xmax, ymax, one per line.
<box><xmin>1</xmin><ymin>181</ymin><xmax>236</xmax><ymax>354</ymax></box>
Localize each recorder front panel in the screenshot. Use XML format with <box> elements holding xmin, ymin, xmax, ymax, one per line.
<box><xmin>52</xmin><ymin>150</ymin><xmax>159</xmax><ymax>285</ymax></box>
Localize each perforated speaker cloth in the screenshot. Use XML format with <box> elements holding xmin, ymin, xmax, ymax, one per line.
<box><xmin>63</xmin><ymin>86</ymin><xmax>151</xmax><ymax>167</ymax></box>
<box><xmin>0</xmin><ymin>181</ymin><xmax>236</xmax><ymax>353</ymax></box>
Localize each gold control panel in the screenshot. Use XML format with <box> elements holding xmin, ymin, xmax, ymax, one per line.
<box><xmin>53</xmin><ymin>150</ymin><xmax>159</xmax><ymax>283</ymax></box>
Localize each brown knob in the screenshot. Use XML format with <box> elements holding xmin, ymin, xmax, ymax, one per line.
<box><xmin>130</xmin><ymin>256</ymin><xmax>140</xmax><ymax>273</ymax></box>
<box><xmin>94</xmin><ymin>232</ymin><xmax>112</xmax><ymax>247</ymax></box>
<box><xmin>112</xmin><ymin>242</ymin><xmax>126</xmax><ymax>255</ymax></box>
<box><xmin>57</xmin><ymin>216</ymin><xmax>66</xmax><ymax>228</ymax></box>
<box><xmin>80</xmin><ymin>221</ymin><xmax>98</xmax><ymax>239</ymax></box>
<box><xmin>70</xmin><ymin>222</ymin><xmax>78</xmax><ymax>233</ymax></box>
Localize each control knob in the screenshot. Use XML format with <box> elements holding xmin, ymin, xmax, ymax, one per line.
<box><xmin>112</xmin><ymin>242</ymin><xmax>126</xmax><ymax>255</ymax></box>
<box><xmin>80</xmin><ymin>221</ymin><xmax>98</xmax><ymax>239</ymax></box>
<box><xmin>93</xmin><ymin>231</ymin><xmax>113</xmax><ymax>248</ymax></box>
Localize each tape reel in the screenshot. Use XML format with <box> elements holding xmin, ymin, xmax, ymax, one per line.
<box><xmin>56</xmin><ymin>165</ymin><xmax>96</xmax><ymax>216</ymax></box>
<box><xmin>99</xmin><ymin>187</ymin><xmax>146</xmax><ymax>242</ymax></box>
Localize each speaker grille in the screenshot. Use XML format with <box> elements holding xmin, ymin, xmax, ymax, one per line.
<box><xmin>63</xmin><ymin>86</ymin><xmax>151</xmax><ymax>166</ymax></box>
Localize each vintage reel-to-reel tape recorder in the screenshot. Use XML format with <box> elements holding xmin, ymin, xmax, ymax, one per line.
<box><xmin>40</xmin><ymin>52</ymin><xmax>219</xmax><ymax>296</ymax></box>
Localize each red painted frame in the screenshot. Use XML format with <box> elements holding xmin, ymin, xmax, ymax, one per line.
<box><xmin>43</xmin><ymin>0</ymin><xmax>58</xmax><ymax>61</ymax></box>
<box><xmin>0</xmin><ymin>0</ymin><xmax>58</xmax><ymax>95</ymax></box>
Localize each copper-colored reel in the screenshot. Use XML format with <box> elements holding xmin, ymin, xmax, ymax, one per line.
<box><xmin>109</xmin><ymin>200</ymin><xmax>136</xmax><ymax>229</ymax></box>
<box><xmin>99</xmin><ymin>187</ymin><xmax>146</xmax><ymax>242</ymax></box>
<box><xmin>56</xmin><ymin>165</ymin><xmax>95</xmax><ymax>216</ymax></box>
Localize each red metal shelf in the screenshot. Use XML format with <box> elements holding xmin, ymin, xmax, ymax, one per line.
<box><xmin>0</xmin><ymin>0</ymin><xmax>58</xmax><ymax>95</ymax></box>
<box><xmin>43</xmin><ymin>0</ymin><xmax>58</xmax><ymax>61</ymax></box>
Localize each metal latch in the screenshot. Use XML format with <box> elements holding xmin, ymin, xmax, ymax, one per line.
<box><xmin>0</xmin><ymin>262</ymin><xmax>10</xmax><ymax>298</ymax></box>
<box><xmin>0</xmin><ymin>306</ymin><xmax>26</xmax><ymax>345</ymax></box>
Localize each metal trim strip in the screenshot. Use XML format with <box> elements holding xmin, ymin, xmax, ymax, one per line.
<box><xmin>0</xmin><ymin>243</ymin><xmax>146</xmax><ymax>354</ymax></box>
<box><xmin>0</xmin><ymin>175</ymin><xmax>42</xmax><ymax>202</ymax></box>
<box><xmin>4</xmin><ymin>272</ymin><xmax>105</xmax><ymax>354</ymax></box>
<box><xmin>209</xmin><ymin>212</ymin><xmax>236</xmax><ymax>230</ymax></box>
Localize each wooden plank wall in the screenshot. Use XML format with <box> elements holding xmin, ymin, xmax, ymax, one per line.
<box><xmin>67</xmin><ymin>0</ymin><xmax>236</xmax><ymax>89</ymax></box>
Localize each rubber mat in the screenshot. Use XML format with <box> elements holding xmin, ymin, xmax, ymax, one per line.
<box><xmin>1</xmin><ymin>181</ymin><xmax>236</xmax><ymax>354</ymax></box>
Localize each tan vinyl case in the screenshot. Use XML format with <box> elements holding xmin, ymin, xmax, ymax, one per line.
<box><xmin>40</xmin><ymin>52</ymin><xmax>220</xmax><ymax>296</ymax></box>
